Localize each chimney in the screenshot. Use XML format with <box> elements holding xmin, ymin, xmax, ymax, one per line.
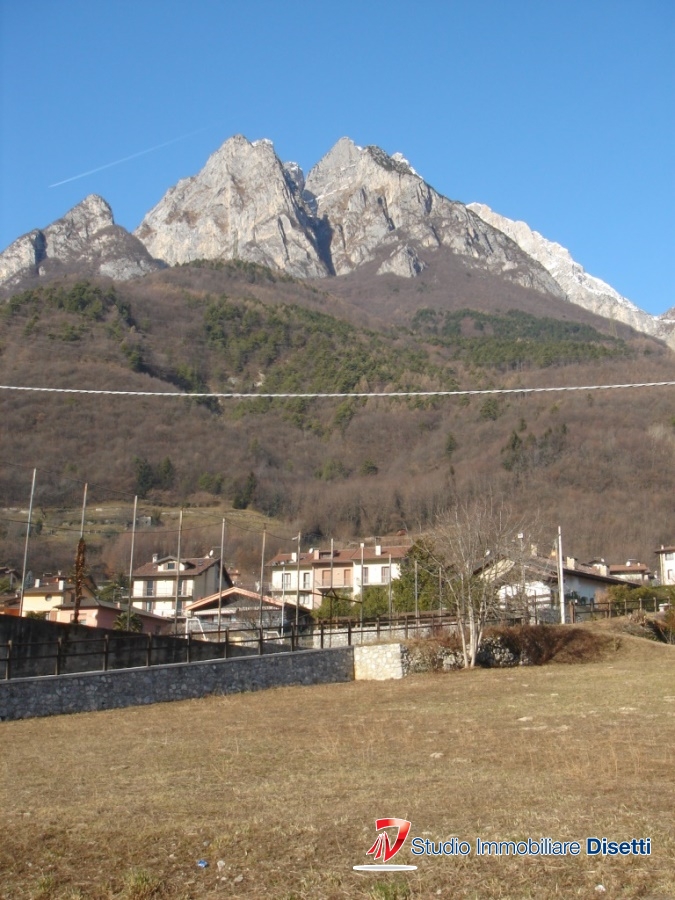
<box><xmin>291</xmin><ymin>552</ymin><xmax>297</xmax><ymax>563</ymax></box>
<box><xmin>566</xmin><ymin>557</ymin><xmax>576</xmax><ymax>570</ymax></box>
<box><xmin>152</xmin><ymin>553</ymin><xmax>158</xmax><ymax>564</ymax></box>
<box><xmin>375</xmin><ymin>544</ymin><xmax>382</xmax><ymax>557</ymax></box>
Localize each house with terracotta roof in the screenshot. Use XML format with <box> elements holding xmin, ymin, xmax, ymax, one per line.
<box><xmin>20</xmin><ymin>573</ymin><xmax>97</xmax><ymax>617</ymax></box>
<box><xmin>266</xmin><ymin>541</ymin><xmax>410</xmax><ymax>610</ymax></box>
<box><xmin>48</xmin><ymin>596</ymin><xmax>166</xmax><ymax>633</ymax></box>
<box><xmin>655</xmin><ymin>545</ymin><xmax>675</xmax><ymax>586</ymax></box>
<box><xmin>607</xmin><ymin>561</ymin><xmax>654</xmax><ymax>585</ymax></box>
<box><xmin>185</xmin><ymin>586</ymin><xmax>311</xmax><ymax>634</ymax></box>
<box><xmin>131</xmin><ymin>553</ymin><xmax>233</xmax><ymax>618</ymax></box>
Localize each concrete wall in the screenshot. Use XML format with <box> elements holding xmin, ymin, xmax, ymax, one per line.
<box><xmin>0</xmin><ymin>646</ymin><xmax>355</xmax><ymax>721</ymax></box>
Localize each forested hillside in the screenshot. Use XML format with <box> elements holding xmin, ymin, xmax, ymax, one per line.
<box><xmin>1</xmin><ymin>261</ymin><xmax>673</xmax><ymax>574</ymax></box>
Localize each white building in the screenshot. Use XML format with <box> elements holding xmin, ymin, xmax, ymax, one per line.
<box><xmin>655</xmin><ymin>545</ymin><xmax>675</xmax><ymax>586</ymax></box>
<box><xmin>131</xmin><ymin>553</ymin><xmax>232</xmax><ymax>618</ymax></box>
<box><xmin>267</xmin><ymin>543</ymin><xmax>409</xmax><ymax>610</ymax></box>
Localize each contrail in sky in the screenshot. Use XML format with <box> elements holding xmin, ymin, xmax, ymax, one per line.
<box><xmin>49</xmin><ymin>127</ymin><xmax>210</xmax><ymax>188</ymax></box>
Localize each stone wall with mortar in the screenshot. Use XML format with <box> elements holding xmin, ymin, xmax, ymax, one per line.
<box><xmin>0</xmin><ymin>647</ymin><xmax>354</xmax><ymax>722</ymax></box>
<box><xmin>353</xmin><ymin>643</ymin><xmax>404</xmax><ymax>680</ymax></box>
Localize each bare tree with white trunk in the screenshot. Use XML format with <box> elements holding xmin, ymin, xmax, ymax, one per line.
<box><xmin>424</xmin><ymin>496</ymin><xmax>535</xmax><ymax>668</ymax></box>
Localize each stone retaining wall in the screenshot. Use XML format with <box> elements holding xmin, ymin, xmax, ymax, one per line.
<box><xmin>0</xmin><ymin>647</ymin><xmax>354</xmax><ymax>721</ymax></box>
<box><xmin>354</xmin><ymin>643</ymin><xmax>404</xmax><ymax>680</ymax></box>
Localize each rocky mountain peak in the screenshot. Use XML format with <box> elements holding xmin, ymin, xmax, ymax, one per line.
<box><xmin>468</xmin><ymin>202</ymin><xmax>669</xmax><ymax>344</ymax></box>
<box><xmin>0</xmin><ymin>194</ymin><xmax>162</xmax><ymax>294</ymax></box>
<box><xmin>135</xmin><ymin>134</ymin><xmax>328</xmax><ymax>277</ymax></box>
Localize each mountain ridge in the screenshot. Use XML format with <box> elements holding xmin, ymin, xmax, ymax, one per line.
<box><xmin>0</xmin><ymin>135</ymin><xmax>670</xmax><ymax>348</ymax></box>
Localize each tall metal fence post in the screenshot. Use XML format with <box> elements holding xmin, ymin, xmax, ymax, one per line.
<box><xmin>103</xmin><ymin>634</ymin><xmax>109</xmax><ymax>671</ymax></box>
<box><xmin>258</xmin><ymin>627</ymin><xmax>264</xmax><ymax>655</ymax></box>
<box><xmin>186</xmin><ymin>632</ymin><xmax>192</xmax><ymax>663</ymax></box>
<box><xmin>291</xmin><ymin>624</ymin><xmax>297</xmax><ymax>652</ymax></box>
<box><xmin>55</xmin><ymin>637</ymin><xmax>62</xmax><ymax>676</ymax></box>
<box><xmin>224</xmin><ymin>629</ymin><xmax>230</xmax><ymax>659</ymax></box>
<box><xmin>347</xmin><ymin>621</ymin><xmax>352</xmax><ymax>647</ymax></box>
<box><xmin>146</xmin><ymin>633</ymin><xmax>153</xmax><ymax>667</ymax></box>
<box><xmin>5</xmin><ymin>640</ymin><xmax>11</xmax><ymax>681</ymax></box>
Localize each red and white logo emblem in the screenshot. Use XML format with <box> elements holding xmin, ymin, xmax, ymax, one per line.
<box><xmin>353</xmin><ymin>818</ymin><xmax>417</xmax><ymax>872</ymax></box>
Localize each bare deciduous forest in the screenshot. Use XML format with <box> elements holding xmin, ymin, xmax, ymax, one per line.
<box><xmin>1</xmin><ymin>259</ymin><xmax>673</xmax><ymax>577</ymax></box>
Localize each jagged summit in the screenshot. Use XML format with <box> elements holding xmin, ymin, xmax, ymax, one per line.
<box><xmin>0</xmin><ymin>134</ymin><xmax>666</xmax><ymax>348</ymax></box>
<box><xmin>135</xmin><ymin>134</ymin><xmax>328</xmax><ymax>277</ymax></box>
<box><xmin>131</xmin><ymin>133</ymin><xmax>561</xmax><ymax>293</ymax></box>
<box><xmin>468</xmin><ymin>202</ymin><xmax>669</xmax><ymax>344</ymax></box>
<box><xmin>0</xmin><ymin>194</ymin><xmax>163</xmax><ymax>293</ymax></box>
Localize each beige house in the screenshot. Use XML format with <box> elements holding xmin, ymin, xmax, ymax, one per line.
<box><xmin>20</xmin><ymin>574</ymin><xmax>97</xmax><ymax>617</ymax></box>
<box><xmin>267</xmin><ymin>542</ymin><xmax>409</xmax><ymax>610</ymax></box>
<box><xmin>131</xmin><ymin>553</ymin><xmax>232</xmax><ymax>618</ymax></box>
<box><xmin>655</xmin><ymin>546</ymin><xmax>675</xmax><ymax>586</ymax></box>
<box><xmin>49</xmin><ymin>597</ymin><xmax>166</xmax><ymax>633</ymax></box>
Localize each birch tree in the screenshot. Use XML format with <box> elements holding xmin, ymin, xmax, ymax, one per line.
<box><xmin>426</xmin><ymin>496</ymin><xmax>530</xmax><ymax>668</ymax></box>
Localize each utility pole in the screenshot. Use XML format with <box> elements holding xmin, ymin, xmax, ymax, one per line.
<box><xmin>557</xmin><ymin>526</ymin><xmax>565</xmax><ymax>624</ymax></box>
<box><xmin>126</xmin><ymin>495</ymin><xmax>138</xmax><ymax>629</ymax></box>
<box><xmin>295</xmin><ymin>532</ymin><xmax>301</xmax><ymax>629</ymax></box>
<box><xmin>18</xmin><ymin>468</ymin><xmax>36</xmax><ymax>618</ymax></box>
<box><xmin>329</xmin><ymin>537</ymin><xmax>334</xmax><ymax>642</ymax></box>
<box><xmin>388</xmin><ymin>552</ymin><xmax>393</xmax><ymax>620</ymax></box>
<box><xmin>73</xmin><ymin>483</ymin><xmax>88</xmax><ymax>626</ymax></box>
<box><xmin>360</xmin><ymin>542</ymin><xmax>365</xmax><ymax>627</ymax></box>
<box><xmin>414</xmin><ymin>557</ymin><xmax>419</xmax><ymax>619</ymax></box>
<box><xmin>217</xmin><ymin>517</ymin><xmax>225</xmax><ymax>639</ymax></box>
<box><xmin>258</xmin><ymin>527</ymin><xmax>267</xmax><ymax>630</ymax></box>
<box><xmin>281</xmin><ymin>564</ymin><xmax>286</xmax><ymax>639</ymax></box>
<box><xmin>173</xmin><ymin>509</ymin><xmax>183</xmax><ymax>636</ymax></box>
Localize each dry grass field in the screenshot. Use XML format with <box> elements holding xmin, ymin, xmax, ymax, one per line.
<box><xmin>1</xmin><ymin>631</ymin><xmax>673</xmax><ymax>899</ymax></box>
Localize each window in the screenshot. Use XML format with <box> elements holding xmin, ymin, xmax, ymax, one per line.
<box><xmin>362</xmin><ymin>567</ymin><xmax>369</xmax><ymax>585</ymax></box>
<box><xmin>282</xmin><ymin>572</ymin><xmax>291</xmax><ymax>590</ymax></box>
<box><xmin>302</xmin><ymin>572</ymin><xmax>311</xmax><ymax>589</ymax></box>
<box><xmin>665</xmin><ymin>553</ymin><xmax>675</xmax><ymax>561</ymax></box>
<box><xmin>166</xmin><ymin>562</ymin><xmax>176</xmax><ymax>570</ymax></box>
<box><xmin>381</xmin><ymin>566</ymin><xmax>390</xmax><ymax>584</ymax></box>
<box><xmin>322</xmin><ymin>569</ymin><xmax>331</xmax><ymax>587</ymax></box>
<box><xmin>343</xmin><ymin>569</ymin><xmax>352</xmax><ymax>587</ymax></box>
<box><xmin>146</xmin><ymin>581</ymin><xmax>154</xmax><ymax>597</ymax></box>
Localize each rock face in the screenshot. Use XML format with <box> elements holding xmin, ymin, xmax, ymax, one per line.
<box><xmin>303</xmin><ymin>138</ymin><xmax>562</xmax><ymax>297</ymax></box>
<box><xmin>0</xmin><ymin>195</ymin><xmax>163</xmax><ymax>293</ymax></box>
<box><xmin>135</xmin><ymin>135</ymin><xmax>328</xmax><ymax>278</ymax></box>
<box><xmin>2</xmin><ymin>136</ymin><xmax>667</xmax><ymax>348</ymax></box>
<box><xmin>468</xmin><ymin>202</ymin><xmax>667</xmax><ymax>342</ymax></box>
<box><xmin>135</xmin><ymin>135</ymin><xmax>564</xmax><ymax>297</ymax></box>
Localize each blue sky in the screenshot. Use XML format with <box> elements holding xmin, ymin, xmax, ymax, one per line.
<box><xmin>1</xmin><ymin>0</ymin><xmax>673</xmax><ymax>315</ymax></box>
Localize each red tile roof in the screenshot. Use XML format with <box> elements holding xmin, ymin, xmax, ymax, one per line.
<box><xmin>267</xmin><ymin>545</ymin><xmax>410</xmax><ymax>567</ymax></box>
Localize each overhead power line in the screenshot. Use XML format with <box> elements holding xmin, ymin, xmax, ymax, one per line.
<box><xmin>0</xmin><ymin>381</ymin><xmax>674</xmax><ymax>398</ymax></box>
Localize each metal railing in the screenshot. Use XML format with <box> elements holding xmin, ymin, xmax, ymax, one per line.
<box><xmin>0</xmin><ymin>609</ymin><xmax>543</xmax><ymax>681</ymax></box>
